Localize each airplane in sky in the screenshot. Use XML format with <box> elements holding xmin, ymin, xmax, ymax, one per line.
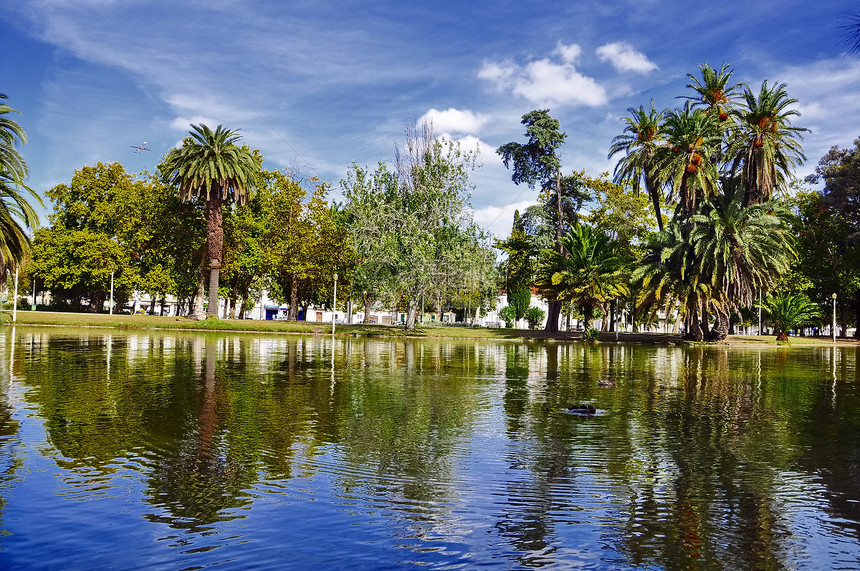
<box><xmin>130</xmin><ymin>142</ymin><xmax>152</xmax><ymax>154</ymax></box>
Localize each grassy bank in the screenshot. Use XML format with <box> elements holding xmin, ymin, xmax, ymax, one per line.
<box><xmin>3</xmin><ymin>310</ymin><xmax>857</xmax><ymax>347</ymax></box>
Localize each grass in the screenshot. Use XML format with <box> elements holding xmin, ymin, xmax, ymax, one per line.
<box><xmin>1</xmin><ymin>310</ymin><xmax>521</xmax><ymax>339</ymax></box>
<box><xmin>3</xmin><ymin>310</ymin><xmax>856</xmax><ymax>346</ymax></box>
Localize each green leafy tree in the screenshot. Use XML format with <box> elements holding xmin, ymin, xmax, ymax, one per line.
<box><xmin>498</xmin><ymin>109</ymin><xmax>568</xmax><ymax>332</ymax></box>
<box><xmin>30</xmin><ymin>162</ymin><xmax>146</xmax><ymax>311</ymax></box>
<box><xmin>162</xmin><ymin>124</ymin><xmax>261</xmax><ymax>318</ymax></box>
<box><xmin>342</xmin><ymin>122</ymin><xmax>477</xmax><ymax>330</ymax></box>
<box><xmin>801</xmin><ymin>141</ymin><xmax>860</xmax><ymax>336</ymax></box>
<box><xmin>494</xmin><ymin>210</ymin><xmax>536</xmax><ymax>325</ymax></box>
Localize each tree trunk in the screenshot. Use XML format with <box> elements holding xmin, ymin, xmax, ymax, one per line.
<box><xmin>543</xmin><ymin>299</ymin><xmax>561</xmax><ymax>333</ymax></box>
<box><xmin>710</xmin><ymin>305</ymin><xmax>729</xmax><ymax>341</ymax></box>
<box><xmin>404</xmin><ymin>298</ymin><xmax>419</xmax><ymax>331</ymax></box>
<box><xmin>854</xmin><ymin>289</ymin><xmax>860</xmax><ymax>339</ymax></box>
<box><xmin>206</xmin><ymin>195</ymin><xmax>224</xmax><ymax>317</ymax></box>
<box><xmin>363</xmin><ymin>292</ymin><xmax>373</xmax><ymax>324</ymax></box>
<box><xmin>288</xmin><ymin>276</ymin><xmax>299</xmax><ymax>321</ymax></box>
<box><xmin>646</xmin><ymin>172</ymin><xmax>664</xmax><ymax>232</ymax></box>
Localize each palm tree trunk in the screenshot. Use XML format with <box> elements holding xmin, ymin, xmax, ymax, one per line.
<box><xmin>645</xmin><ymin>169</ymin><xmax>663</xmax><ymax>232</ymax></box>
<box><xmin>206</xmin><ymin>195</ymin><xmax>224</xmax><ymax>317</ymax></box>
<box><xmin>710</xmin><ymin>305</ymin><xmax>729</xmax><ymax>341</ymax></box>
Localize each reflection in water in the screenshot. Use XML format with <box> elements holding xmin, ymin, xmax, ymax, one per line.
<box><xmin>0</xmin><ymin>328</ymin><xmax>857</xmax><ymax>568</ymax></box>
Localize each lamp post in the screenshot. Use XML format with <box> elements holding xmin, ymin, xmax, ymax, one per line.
<box><xmin>12</xmin><ymin>267</ymin><xmax>18</xmax><ymax>323</ymax></box>
<box><xmin>832</xmin><ymin>293</ymin><xmax>837</xmax><ymax>343</ymax></box>
<box><xmin>758</xmin><ymin>289</ymin><xmax>762</xmax><ymax>335</ymax></box>
<box><xmin>332</xmin><ymin>273</ymin><xmax>338</xmax><ymax>335</ymax></box>
<box><xmin>109</xmin><ymin>270</ymin><xmax>115</xmax><ymax>315</ymax></box>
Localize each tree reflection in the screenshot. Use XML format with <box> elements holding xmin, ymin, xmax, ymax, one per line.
<box><xmin>6</xmin><ymin>330</ymin><xmax>860</xmax><ymax>567</ymax></box>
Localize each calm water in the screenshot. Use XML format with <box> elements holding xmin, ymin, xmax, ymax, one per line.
<box><xmin>0</xmin><ymin>327</ymin><xmax>858</xmax><ymax>569</ymax></box>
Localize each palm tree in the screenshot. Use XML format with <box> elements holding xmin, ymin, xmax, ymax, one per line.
<box><xmin>163</xmin><ymin>124</ymin><xmax>260</xmax><ymax>318</ymax></box>
<box><xmin>653</xmin><ymin>102</ymin><xmax>723</xmax><ymax>219</ymax></box>
<box><xmin>690</xmin><ymin>188</ymin><xmax>795</xmax><ymax>340</ymax></box>
<box><xmin>725</xmin><ymin>81</ymin><xmax>808</xmax><ymax>206</ymax></box>
<box><xmin>608</xmin><ymin>101</ymin><xmax>667</xmax><ymax>230</ymax></box>
<box><xmin>535</xmin><ymin>223</ymin><xmax>629</xmax><ymax>331</ymax></box>
<box><xmin>682</xmin><ymin>62</ymin><xmax>742</xmax><ymax>121</ymax></box>
<box><xmin>634</xmin><ymin>221</ymin><xmax>710</xmax><ymax>341</ymax></box>
<box><xmin>759</xmin><ymin>292</ymin><xmax>821</xmax><ymax>341</ymax></box>
<box><xmin>0</xmin><ymin>94</ymin><xmax>42</xmax><ymax>277</ymax></box>
<box><xmin>0</xmin><ymin>93</ymin><xmax>29</xmax><ymax>185</ymax></box>
<box><xmin>0</xmin><ymin>173</ymin><xmax>41</xmax><ymax>273</ymax></box>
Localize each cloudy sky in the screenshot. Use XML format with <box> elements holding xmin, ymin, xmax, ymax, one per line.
<box><xmin>2</xmin><ymin>0</ymin><xmax>859</xmax><ymax>237</ymax></box>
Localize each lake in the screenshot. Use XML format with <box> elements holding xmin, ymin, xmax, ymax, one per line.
<box><xmin>0</xmin><ymin>327</ymin><xmax>858</xmax><ymax>569</ymax></box>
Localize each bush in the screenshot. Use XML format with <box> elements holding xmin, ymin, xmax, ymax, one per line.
<box><xmin>581</xmin><ymin>327</ymin><xmax>599</xmax><ymax>341</ymax></box>
<box><xmin>524</xmin><ymin>306</ymin><xmax>545</xmax><ymax>330</ymax></box>
<box><xmin>499</xmin><ymin>305</ymin><xmax>516</xmax><ymax>328</ymax></box>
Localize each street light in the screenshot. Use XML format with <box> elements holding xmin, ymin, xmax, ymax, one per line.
<box><xmin>109</xmin><ymin>269</ymin><xmax>115</xmax><ymax>315</ymax></box>
<box><xmin>832</xmin><ymin>293</ymin><xmax>837</xmax><ymax>343</ymax></box>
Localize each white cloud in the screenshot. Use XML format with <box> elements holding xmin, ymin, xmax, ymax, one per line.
<box><xmin>554</xmin><ymin>42</ymin><xmax>582</xmax><ymax>64</ymax></box>
<box><xmin>477</xmin><ymin>61</ymin><xmax>516</xmax><ymax>86</ymax></box>
<box><xmin>470</xmin><ymin>199</ymin><xmax>537</xmax><ymax>238</ymax></box>
<box><xmin>775</xmin><ymin>58</ymin><xmax>860</xmax><ymax>178</ymax></box>
<box><xmin>418</xmin><ymin>108</ymin><xmax>489</xmax><ymax>135</ymax></box>
<box><xmin>169</xmin><ymin>115</ymin><xmax>217</xmax><ymax>131</ymax></box>
<box><xmin>596</xmin><ymin>42</ymin><xmax>658</xmax><ymax>73</ymax></box>
<box><xmin>478</xmin><ymin>43</ymin><xmax>608</xmax><ymax>108</ymax></box>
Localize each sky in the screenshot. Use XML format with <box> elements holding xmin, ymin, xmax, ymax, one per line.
<box><xmin>2</xmin><ymin>0</ymin><xmax>860</xmax><ymax>238</ymax></box>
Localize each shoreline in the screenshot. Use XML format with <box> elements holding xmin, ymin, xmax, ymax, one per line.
<box><xmin>3</xmin><ymin>310</ymin><xmax>858</xmax><ymax>348</ymax></box>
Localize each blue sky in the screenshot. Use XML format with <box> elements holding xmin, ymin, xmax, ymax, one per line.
<box><xmin>2</xmin><ymin>0</ymin><xmax>859</xmax><ymax>237</ymax></box>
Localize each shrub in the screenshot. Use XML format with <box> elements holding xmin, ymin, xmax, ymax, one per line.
<box><xmin>524</xmin><ymin>306</ymin><xmax>545</xmax><ymax>330</ymax></box>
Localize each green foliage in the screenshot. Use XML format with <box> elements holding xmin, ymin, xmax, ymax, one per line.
<box><xmin>341</xmin><ymin>122</ymin><xmax>481</xmax><ymax>330</ymax></box>
<box><xmin>499</xmin><ymin>304</ymin><xmax>516</xmax><ymax>328</ymax></box>
<box><xmin>524</xmin><ymin>306</ymin><xmax>545</xmax><ymax>330</ymax></box>
<box><xmin>581</xmin><ymin>326</ymin><xmax>599</xmax><ymax>341</ymax></box>
<box><xmin>0</xmin><ymin>93</ymin><xmax>42</xmax><ymax>274</ymax></box>
<box><xmin>497</xmin><ymin>110</ymin><xmax>566</xmax><ymax>191</ymax></box>
<box><xmin>162</xmin><ymin>124</ymin><xmax>261</xmax><ymax>317</ymax></box>
<box><xmin>535</xmin><ymin>223</ymin><xmax>629</xmax><ymax>325</ymax></box>
<box><xmin>759</xmin><ymin>292</ymin><xmax>821</xmax><ymax>341</ymax></box>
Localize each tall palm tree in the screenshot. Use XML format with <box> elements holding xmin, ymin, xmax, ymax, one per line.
<box><xmin>654</xmin><ymin>102</ymin><xmax>723</xmax><ymax>219</ymax></box>
<box><xmin>725</xmin><ymin>81</ymin><xmax>807</xmax><ymax>206</ymax></box>
<box><xmin>609</xmin><ymin>101</ymin><xmax>667</xmax><ymax>230</ymax></box>
<box><xmin>535</xmin><ymin>223</ymin><xmax>629</xmax><ymax>330</ymax></box>
<box><xmin>682</xmin><ymin>62</ymin><xmax>742</xmax><ymax>121</ymax></box>
<box><xmin>163</xmin><ymin>124</ymin><xmax>260</xmax><ymax>318</ymax></box>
